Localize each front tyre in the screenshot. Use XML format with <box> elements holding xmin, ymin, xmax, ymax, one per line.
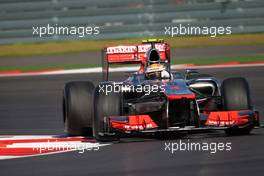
<box><xmin>221</xmin><ymin>77</ymin><xmax>252</xmax><ymax>111</ymax></box>
<box><xmin>221</xmin><ymin>77</ymin><xmax>253</xmax><ymax>135</ymax></box>
<box><xmin>63</xmin><ymin>81</ymin><xmax>94</xmax><ymax>136</ymax></box>
<box><xmin>93</xmin><ymin>84</ymin><xmax>122</xmax><ymax>141</ymax></box>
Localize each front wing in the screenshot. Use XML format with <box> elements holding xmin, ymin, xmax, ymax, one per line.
<box><xmin>105</xmin><ymin>110</ymin><xmax>261</xmax><ymax>134</ymax></box>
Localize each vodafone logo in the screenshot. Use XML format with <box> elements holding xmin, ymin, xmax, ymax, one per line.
<box><xmin>124</xmin><ymin>123</ymin><xmax>153</xmax><ymax>131</ymax></box>
<box><xmin>207</xmin><ymin>120</ymin><xmax>235</xmax><ymax>126</ymax></box>
<box><xmin>106</xmin><ymin>44</ymin><xmax>166</xmax><ymax>54</ymax></box>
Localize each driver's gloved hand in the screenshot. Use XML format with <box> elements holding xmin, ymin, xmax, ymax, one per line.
<box><xmin>161</xmin><ymin>70</ymin><xmax>170</xmax><ymax>79</ymax></box>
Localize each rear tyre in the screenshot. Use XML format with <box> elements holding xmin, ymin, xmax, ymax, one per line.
<box><xmin>93</xmin><ymin>83</ymin><xmax>122</xmax><ymax>141</ymax></box>
<box><xmin>63</xmin><ymin>81</ymin><xmax>94</xmax><ymax>136</ymax></box>
<box><xmin>221</xmin><ymin>77</ymin><xmax>253</xmax><ymax>135</ymax></box>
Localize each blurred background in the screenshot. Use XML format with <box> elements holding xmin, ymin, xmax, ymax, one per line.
<box><xmin>0</xmin><ymin>0</ymin><xmax>264</xmax><ymax>71</ymax></box>
<box><xmin>1</xmin><ymin>0</ymin><xmax>264</xmax><ymax>42</ymax></box>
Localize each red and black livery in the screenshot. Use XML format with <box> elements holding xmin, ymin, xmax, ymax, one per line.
<box><xmin>63</xmin><ymin>39</ymin><xmax>261</xmax><ymax>141</ymax></box>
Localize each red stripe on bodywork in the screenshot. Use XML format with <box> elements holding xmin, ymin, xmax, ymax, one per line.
<box><xmin>166</xmin><ymin>94</ymin><xmax>196</xmax><ymax>100</ymax></box>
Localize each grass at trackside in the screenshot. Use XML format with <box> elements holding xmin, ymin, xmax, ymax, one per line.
<box><xmin>0</xmin><ymin>33</ymin><xmax>264</xmax><ymax>58</ymax></box>
<box><xmin>0</xmin><ymin>55</ymin><xmax>263</xmax><ymax>73</ymax></box>
<box><xmin>0</xmin><ymin>64</ymin><xmax>98</xmax><ymax>72</ymax></box>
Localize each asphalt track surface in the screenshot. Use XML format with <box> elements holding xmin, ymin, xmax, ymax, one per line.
<box><xmin>0</xmin><ymin>66</ymin><xmax>264</xmax><ymax>176</ymax></box>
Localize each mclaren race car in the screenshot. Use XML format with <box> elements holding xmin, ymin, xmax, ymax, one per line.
<box><xmin>63</xmin><ymin>39</ymin><xmax>260</xmax><ymax>141</ymax></box>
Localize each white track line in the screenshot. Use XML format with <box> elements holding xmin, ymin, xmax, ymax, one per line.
<box><xmin>0</xmin><ymin>63</ymin><xmax>264</xmax><ymax>77</ymax></box>
<box><xmin>0</xmin><ymin>135</ymin><xmax>111</xmax><ymax>160</ymax></box>
<box><xmin>0</xmin><ymin>135</ymin><xmax>64</xmax><ymax>140</ymax></box>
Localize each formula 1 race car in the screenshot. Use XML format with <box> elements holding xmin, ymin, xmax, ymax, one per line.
<box><xmin>62</xmin><ymin>39</ymin><xmax>260</xmax><ymax>141</ymax></box>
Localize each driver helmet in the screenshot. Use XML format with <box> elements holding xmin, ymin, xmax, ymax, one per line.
<box><xmin>145</xmin><ymin>63</ymin><xmax>166</xmax><ymax>80</ymax></box>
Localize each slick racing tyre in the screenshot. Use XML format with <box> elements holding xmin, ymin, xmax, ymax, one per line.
<box><xmin>93</xmin><ymin>83</ymin><xmax>122</xmax><ymax>141</ymax></box>
<box><xmin>63</xmin><ymin>81</ymin><xmax>94</xmax><ymax>136</ymax></box>
<box><xmin>221</xmin><ymin>77</ymin><xmax>252</xmax><ymax>111</ymax></box>
<box><xmin>221</xmin><ymin>77</ymin><xmax>253</xmax><ymax>135</ymax></box>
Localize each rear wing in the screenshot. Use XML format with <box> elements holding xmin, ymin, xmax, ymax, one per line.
<box><xmin>102</xmin><ymin>40</ymin><xmax>170</xmax><ymax>81</ymax></box>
